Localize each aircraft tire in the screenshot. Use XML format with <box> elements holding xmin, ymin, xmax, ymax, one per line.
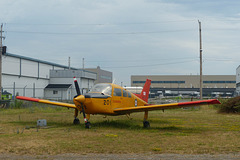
<box><xmin>85</xmin><ymin>122</ymin><xmax>91</xmax><ymax>129</ymax></box>
<box><xmin>143</xmin><ymin>121</ymin><xmax>150</xmax><ymax>128</ymax></box>
<box><xmin>73</xmin><ymin>118</ymin><xmax>80</xmax><ymax>125</ymax></box>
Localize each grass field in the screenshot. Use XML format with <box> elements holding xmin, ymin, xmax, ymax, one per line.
<box><xmin>0</xmin><ymin>103</ymin><xmax>239</xmax><ymax>155</ymax></box>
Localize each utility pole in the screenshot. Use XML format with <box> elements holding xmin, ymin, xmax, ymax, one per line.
<box><xmin>0</xmin><ymin>23</ymin><xmax>4</xmax><ymax>100</ymax></box>
<box><xmin>82</xmin><ymin>58</ymin><xmax>85</xmax><ymax>69</ymax></box>
<box><xmin>68</xmin><ymin>57</ymin><xmax>71</xmax><ymax>69</ymax></box>
<box><xmin>198</xmin><ymin>20</ymin><xmax>203</xmax><ymax>99</ymax></box>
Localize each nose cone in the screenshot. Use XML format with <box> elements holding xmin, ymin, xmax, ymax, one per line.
<box><xmin>74</xmin><ymin>95</ymin><xmax>86</xmax><ymax>104</ymax></box>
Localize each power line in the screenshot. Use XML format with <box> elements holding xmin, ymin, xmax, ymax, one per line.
<box><xmin>102</xmin><ymin>59</ymin><xmax>197</xmax><ymax>69</ymax></box>
<box><xmin>6</xmin><ymin>20</ymin><xmax>195</xmax><ymax>26</ymax></box>
<box><xmin>204</xmin><ymin>58</ymin><xmax>240</xmax><ymax>62</ymax></box>
<box><xmin>86</xmin><ymin>57</ymin><xmax>198</xmax><ymax>63</ymax></box>
<box><xmin>4</xmin><ymin>19</ymin><xmax>240</xmax><ymax>26</ymax></box>
<box><xmin>5</xmin><ymin>29</ymin><xmax>196</xmax><ymax>35</ymax></box>
<box><xmin>5</xmin><ymin>28</ymin><xmax>240</xmax><ymax>36</ymax></box>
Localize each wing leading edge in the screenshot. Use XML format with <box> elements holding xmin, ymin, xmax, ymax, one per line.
<box><xmin>114</xmin><ymin>99</ymin><xmax>221</xmax><ymax>114</ymax></box>
<box><xmin>16</xmin><ymin>96</ymin><xmax>77</xmax><ymax>109</ymax></box>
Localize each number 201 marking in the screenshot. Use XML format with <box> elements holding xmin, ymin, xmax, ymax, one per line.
<box><xmin>104</xmin><ymin>100</ymin><xmax>110</xmax><ymax>105</ymax></box>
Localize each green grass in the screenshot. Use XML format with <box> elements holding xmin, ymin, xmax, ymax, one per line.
<box><xmin>0</xmin><ymin>105</ymin><xmax>240</xmax><ymax>155</ymax></box>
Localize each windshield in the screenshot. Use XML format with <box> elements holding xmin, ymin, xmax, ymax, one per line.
<box><xmin>89</xmin><ymin>84</ymin><xmax>112</xmax><ymax>96</ymax></box>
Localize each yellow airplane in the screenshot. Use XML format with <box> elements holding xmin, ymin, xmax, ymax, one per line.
<box><xmin>16</xmin><ymin>78</ymin><xmax>220</xmax><ymax>128</ymax></box>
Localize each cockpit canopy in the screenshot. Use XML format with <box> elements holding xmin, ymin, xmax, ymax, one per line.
<box><xmin>89</xmin><ymin>84</ymin><xmax>112</xmax><ymax>96</ymax></box>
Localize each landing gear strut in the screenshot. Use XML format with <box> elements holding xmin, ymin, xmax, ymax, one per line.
<box><xmin>73</xmin><ymin>109</ymin><xmax>91</xmax><ymax>128</ymax></box>
<box><xmin>73</xmin><ymin>109</ymin><xmax>80</xmax><ymax>125</ymax></box>
<box><xmin>143</xmin><ymin>111</ymin><xmax>150</xmax><ymax>128</ymax></box>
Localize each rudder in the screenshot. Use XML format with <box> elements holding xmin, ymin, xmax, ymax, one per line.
<box><xmin>140</xmin><ymin>79</ymin><xmax>151</xmax><ymax>103</ymax></box>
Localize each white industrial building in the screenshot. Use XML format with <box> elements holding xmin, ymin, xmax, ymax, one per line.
<box><xmin>132</xmin><ymin>75</ymin><xmax>236</xmax><ymax>98</ymax></box>
<box><xmin>45</xmin><ymin>70</ymin><xmax>96</xmax><ymax>100</ymax></box>
<box><xmin>2</xmin><ymin>52</ymin><xmax>97</xmax><ymax>100</ymax></box>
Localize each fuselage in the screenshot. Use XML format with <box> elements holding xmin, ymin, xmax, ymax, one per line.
<box><xmin>81</xmin><ymin>83</ymin><xmax>147</xmax><ymax>115</ymax></box>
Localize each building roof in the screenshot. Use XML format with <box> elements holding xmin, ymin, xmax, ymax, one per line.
<box><xmin>45</xmin><ymin>84</ymin><xmax>72</xmax><ymax>89</ymax></box>
<box><xmin>237</xmin><ymin>65</ymin><xmax>240</xmax><ymax>70</ymax></box>
<box><xmin>5</xmin><ymin>52</ymin><xmax>78</xmax><ymax>70</ymax></box>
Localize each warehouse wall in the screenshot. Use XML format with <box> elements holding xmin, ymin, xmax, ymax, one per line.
<box><xmin>2</xmin><ymin>53</ymin><xmax>72</xmax><ymax>98</ymax></box>
<box><xmin>131</xmin><ymin>75</ymin><xmax>236</xmax><ymax>88</ymax></box>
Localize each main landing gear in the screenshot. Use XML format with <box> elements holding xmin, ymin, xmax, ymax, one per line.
<box><xmin>143</xmin><ymin>111</ymin><xmax>150</xmax><ymax>128</ymax></box>
<box><xmin>143</xmin><ymin>120</ymin><xmax>150</xmax><ymax>128</ymax></box>
<box><xmin>73</xmin><ymin>118</ymin><xmax>80</xmax><ymax>125</ymax></box>
<box><xmin>73</xmin><ymin>109</ymin><xmax>80</xmax><ymax>125</ymax></box>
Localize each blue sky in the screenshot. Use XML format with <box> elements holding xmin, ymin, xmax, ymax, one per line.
<box><xmin>0</xmin><ymin>0</ymin><xmax>240</xmax><ymax>86</ymax></box>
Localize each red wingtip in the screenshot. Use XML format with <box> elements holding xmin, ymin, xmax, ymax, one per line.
<box><xmin>16</xmin><ymin>96</ymin><xmax>41</xmax><ymax>102</ymax></box>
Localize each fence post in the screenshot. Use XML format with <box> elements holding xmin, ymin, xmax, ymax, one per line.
<box><xmin>13</xmin><ymin>82</ymin><xmax>15</xmax><ymax>100</ymax></box>
<box><xmin>33</xmin><ymin>83</ymin><xmax>35</xmax><ymax>98</ymax></box>
<box><xmin>23</xmin><ymin>85</ymin><xmax>27</xmax><ymax>97</ymax></box>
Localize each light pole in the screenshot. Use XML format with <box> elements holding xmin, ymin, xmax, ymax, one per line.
<box><xmin>198</xmin><ymin>20</ymin><xmax>203</xmax><ymax>100</ymax></box>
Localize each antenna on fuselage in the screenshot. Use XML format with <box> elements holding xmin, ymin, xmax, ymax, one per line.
<box><xmin>112</xmin><ymin>78</ymin><xmax>116</xmax><ymax>84</ymax></box>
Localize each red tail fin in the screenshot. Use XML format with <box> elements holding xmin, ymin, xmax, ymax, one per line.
<box><xmin>134</xmin><ymin>79</ymin><xmax>151</xmax><ymax>103</ymax></box>
<box><xmin>140</xmin><ymin>79</ymin><xmax>151</xmax><ymax>103</ymax></box>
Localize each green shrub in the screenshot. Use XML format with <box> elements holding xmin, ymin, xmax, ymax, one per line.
<box><xmin>218</xmin><ymin>96</ymin><xmax>240</xmax><ymax>114</ymax></box>
<box><xmin>10</xmin><ymin>99</ymin><xmax>24</xmax><ymax>109</ymax></box>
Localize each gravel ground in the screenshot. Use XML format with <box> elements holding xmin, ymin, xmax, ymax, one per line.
<box><xmin>0</xmin><ymin>153</ymin><xmax>240</xmax><ymax>160</ymax></box>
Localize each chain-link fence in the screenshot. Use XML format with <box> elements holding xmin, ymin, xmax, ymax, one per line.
<box><xmin>3</xmin><ymin>87</ymin><xmax>44</xmax><ymax>99</ymax></box>
<box><xmin>2</xmin><ymin>86</ymin><xmax>90</xmax><ymax>101</ymax></box>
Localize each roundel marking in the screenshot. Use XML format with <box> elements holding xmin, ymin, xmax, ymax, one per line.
<box><xmin>135</xmin><ymin>99</ymin><xmax>138</xmax><ymax>107</ymax></box>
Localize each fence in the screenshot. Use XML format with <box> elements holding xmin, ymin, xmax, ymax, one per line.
<box><xmin>3</xmin><ymin>87</ymin><xmax>45</xmax><ymax>99</ymax></box>
<box><xmin>2</xmin><ymin>87</ymin><xmax>89</xmax><ymax>101</ymax></box>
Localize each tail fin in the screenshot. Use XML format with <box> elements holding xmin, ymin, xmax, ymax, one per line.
<box><xmin>134</xmin><ymin>79</ymin><xmax>151</xmax><ymax>103</ymax></box>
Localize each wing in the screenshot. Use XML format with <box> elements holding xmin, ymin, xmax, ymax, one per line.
<box><xmin>16</xmin><ymin>96</ymin><xmax>77</xmax><ymax>109</ymax></box>
<box><xmin>114</xmin><ymin>99</ymin><xmax>221</xmax><ymax>114</ymax></box>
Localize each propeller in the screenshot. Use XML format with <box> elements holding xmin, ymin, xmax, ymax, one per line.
<box><xmin>74</xmin><ymin>77</ymin><xmax>81</xmax><ymax>96</ymax></box>
<box><xmin>73</xmin><ymin>77</ymin><xmax>90</xmax><ymax>128</ymax></box>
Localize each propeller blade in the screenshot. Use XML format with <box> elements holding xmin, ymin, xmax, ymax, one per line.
<box><xmin>73</xmin><ymin>77</ymin><xmax>90</xmax><ymax>128</ymax></box>
<box><xmin>74</xmin><ymin>77</ymin><xmax>81</xmax><ymax>95</ymax></box>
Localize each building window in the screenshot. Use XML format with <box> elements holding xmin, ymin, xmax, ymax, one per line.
<box><xmin>203</xmin><ymin>81</ymin><xmax>236</xmax><ymax>84</ymax></box>
<box><xmin>100</xmin><ymin>75</ymin><xmax>112</xmax><ymax>80</ymax></box>
<box><xmin>53</xmin><ymin>90</ymin><xmax>58</xmax><ymax>94</ymax></box>
<box><xmin>133</xmin><ymin>81</ymin><xmax>185</xmax><ymax>84</ymax></box>
<box><xmin>133</xmin><ymin>81</ymin><xmax>146</xmax><ymax>84</ymax></box>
